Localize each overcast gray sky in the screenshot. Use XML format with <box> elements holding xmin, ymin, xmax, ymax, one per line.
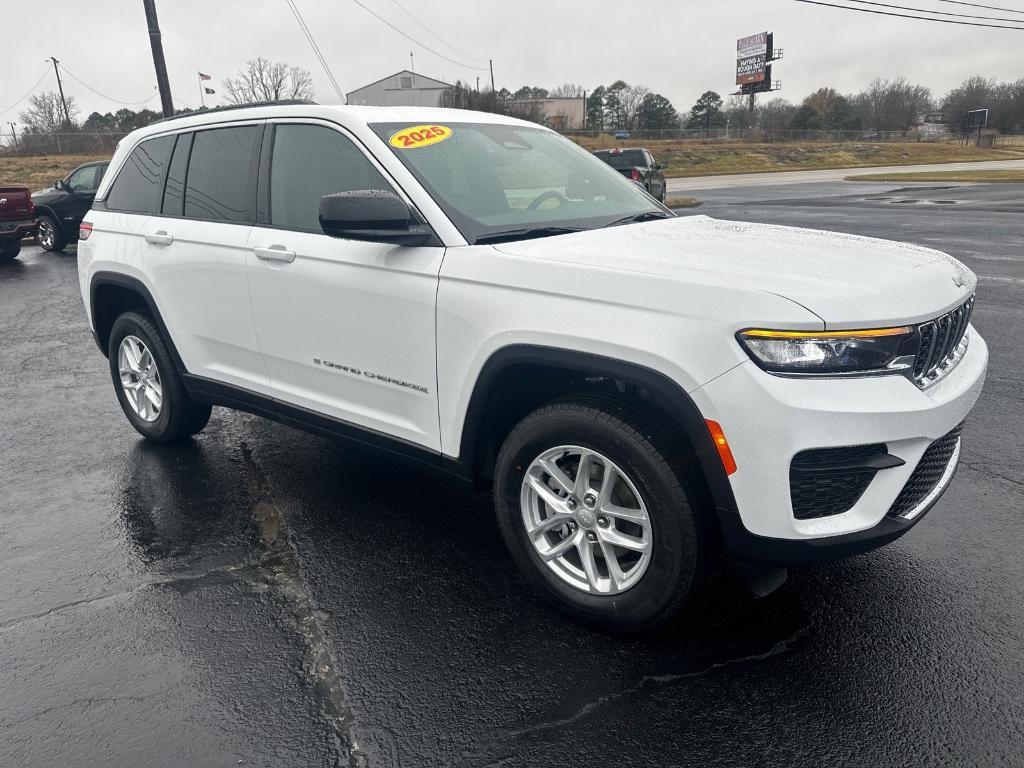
<box><xmin>3</xmin><ymin>0</ymin><xmax>1022</xmax><ymax>125</ymax></box>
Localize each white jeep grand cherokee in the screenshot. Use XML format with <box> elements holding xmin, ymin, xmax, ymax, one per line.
<box><xmin>78</xmin><ymin>103</ymin><xmax>987</xmax><ymax>630</ymax></box>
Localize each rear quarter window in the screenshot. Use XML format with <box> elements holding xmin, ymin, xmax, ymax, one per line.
<box><xmin>105</xmin><ymin>135</ymin><xmax>176</xmax><ymax>214</ymax></box>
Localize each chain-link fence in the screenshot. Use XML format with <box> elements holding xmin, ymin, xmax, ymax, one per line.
<box><xmin>1</xmin><ymin>132</ymin><xmax>128</xmax><ymax>156</ymax></box>
<box><xmin>561</xmin><ymin>128</ymin><xmax>1024</xmax><ymax>145</ymax></box>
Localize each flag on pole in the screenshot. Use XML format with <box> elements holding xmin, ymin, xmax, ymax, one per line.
<box><xmin>204</xmin><ymin>87</ymin><xmax>216</xmax><ymax>95</ymax></box>
<box><xmin>198</xmin><ymin>72</ymin><xmax>212</xmax><ymax>81</ymax></box>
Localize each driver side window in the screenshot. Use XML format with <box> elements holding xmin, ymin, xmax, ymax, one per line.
<box><xmin>268</xmin><ymin>124</ymin><xmax>395</xmax><ymax>233</ymax></box>
<box><xmin>67</xmin><ymin>165</ymin><xmax>99</xmax><ymax>193</ymax></box>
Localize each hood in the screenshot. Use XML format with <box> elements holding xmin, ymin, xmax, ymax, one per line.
<box><xmin>493</xmin><ymin>215</ymin><xmax>975</xmax><ymax>327</ymax></box>
<box><xmin>31</xmin><ymin>187</ymin><xmax>63</xmax><ymax>205</ymax></box>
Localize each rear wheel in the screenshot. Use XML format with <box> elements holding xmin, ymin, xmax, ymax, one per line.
<box><xmin>494</xmin><ymin>397</ymin><xmax>717</xmax><ymax>631</ymax></box>
<box><xmin>108</xmin><ymin>311</ymin><xmax>211</xmax><ymax>442</ymax></box>
<box><xmin>0</xmin><ymin>238</ymin><xmax>21</xmax><ymax>262</ymax></box>
<box><xmin>36</xmin><ymin>214</ymin><xmax>66</xmax><ymax>251</ymax></box>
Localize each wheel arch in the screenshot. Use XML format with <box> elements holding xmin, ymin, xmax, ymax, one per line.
<box><xmin>458</xmin><ymin>345</ymin><xmax>739</xmax><ymax>518</ymax></box>
<box><xmin>33</xmin><ymin>205</ymin><xmax>67</xmax><ymax>236</ymax></box>
<box><xmin>89</xmin><ymin>272</ymin><xmax>187</xmax><ymax>372</ymax></box>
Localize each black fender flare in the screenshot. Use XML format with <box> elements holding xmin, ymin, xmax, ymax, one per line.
<box><xmin>457</xmin><ymin>344</ymin><xmax>740</xmax><ymax>520</ymax></box>
<box><xmin>88</xmin><ymin>271</ymin><xmax>188</xmax><ymax>373</ymax></box>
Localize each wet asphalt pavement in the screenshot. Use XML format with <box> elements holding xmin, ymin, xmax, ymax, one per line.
<box><xmin>1</xmin><ymin>181</ymin><xmax>1022</xmax><ymax>767</ymax></box>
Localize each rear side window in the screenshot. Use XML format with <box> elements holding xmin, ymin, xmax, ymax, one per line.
<box><xmin>268</xmin><ymin>124</ymin><xmax>393</xmax><ymax>233</ymax></box>
<box><xmin>161</xmin><ymin>132</ymin><xmax>192</xmax><ymax>216</ymax></box>
<box><xmin>105</xmin><ymin>135</ymin><xmax>175</xmax><ymax>214</ymax></box>
<box><xmin>184</xmin><ymin>126</ymin><xmax>260</xmax><ymax>223</ymax></box>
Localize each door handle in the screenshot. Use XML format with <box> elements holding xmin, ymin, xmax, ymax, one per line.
<box><xmin>145</xmin><ymin>230</ymin><xmax>174</xmax><ymax>246</ymax></box>
<box><xmin>254</xmin><ymin>245</ymin><xmax>296</xmax><ymax>264</ymax></box>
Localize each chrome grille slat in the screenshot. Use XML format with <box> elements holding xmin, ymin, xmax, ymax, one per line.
<box><xmin>912</xmin><ymin>296</ymin><xmax>974</xmax><ymax>389</ymax></box>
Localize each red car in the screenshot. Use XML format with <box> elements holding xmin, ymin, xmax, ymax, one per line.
<box><xmin>0</xmin><ymin>186</ymin><xmax>37</xmax><ymax>262</ymax></box>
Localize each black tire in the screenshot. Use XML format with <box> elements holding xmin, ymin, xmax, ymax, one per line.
<box><xmin>494</xmin><ymin>395</ymin><xmax>718</xmax><ymax>631</ymax></box>
<box><xmin>36</xmin><ymin>214</ymin><xmax>66</xmax><ymax>252</ymax></box>
<box><xmin>108</xmin><ymin>310</ymin><xmax>212</xmax><ymax>442</ymax></box>
<box><xmin>0</xmin><ymin>238</ymin><xmax>20</xmax><ymax>262</ymax></box>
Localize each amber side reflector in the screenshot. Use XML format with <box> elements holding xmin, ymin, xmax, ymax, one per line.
<box><xmin>705</xmin><ymin>419</ymin><xmax>737</xmax><ymax>476</ymax></box>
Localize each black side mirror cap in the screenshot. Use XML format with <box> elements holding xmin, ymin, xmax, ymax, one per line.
<box><xmin>319</xmin><ymin>190</ymin><xmax>433</xmax><ymax>246</ymax></box>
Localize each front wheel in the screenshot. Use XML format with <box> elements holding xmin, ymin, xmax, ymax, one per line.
<box><xmin>108</xmin><ymin>311</ymin><xmax>212</xmax><ymax>442</ymax></box>
<box><xmin>494</xmin><ymin>397</ymin><xmax>717</xmax><ymax>631</ymax></box>
<box><xmin>36</xmin><ymin>214</ymin><xmax>66</xmax><ymax>252</ymax></box>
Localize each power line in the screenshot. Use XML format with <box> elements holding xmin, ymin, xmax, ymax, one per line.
<box><xmin>388</xmin><ymin>0</ymin><xmax>488</xmax><ymax>63</ymax></box>
<box><xmin>283</xmin><ymin>0</ymin><xmax>346</xmax><ymax>102</ymax></box>
<box><xmin>793</xmin><ymin>0</ymin><xmax>1024</xmax><ymax>27</ymax></box>
<box><xmin>848</xmin><ymin>0</ymin><xmax>1024</xmax><ymax>21</ymax></box>
<box><xmin>937</xmin><ymin>0</ymin><xmax>1024</xmax><ymax>13</ymax></box>
<box><xmin>0</xmin><ymin>68</ymin><xmax>52</xmax><ymax>118</ymax></box>
<box><xmin>59</xmin><ymin>63</ymin><xmax>159</xmax><ymax>106</ymax></box>
<box><xmin>350</xmin><ymin>0</ymin><xmax>490</xmax><ymax>71</ymax></box>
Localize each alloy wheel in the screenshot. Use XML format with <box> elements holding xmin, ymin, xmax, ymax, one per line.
<box><xmin>118</xmin><ymin>335</ymin><xmax>163</xmax><ymax>422</ymax></box>
<box><xmin>520</xmin><ymin>445</ymin><xmax>653</xmax><ymax>595</ymax></box>
<box><xmin>37</xmin><ymin>218</ymin><xmax>55</xmax><ymax>249</ymax></box>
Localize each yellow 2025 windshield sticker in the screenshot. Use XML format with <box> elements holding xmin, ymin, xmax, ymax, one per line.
<box><xmin>389</xmin><ymin>125</ymin><xmax>452</xmax><ymax>149</ymax></box>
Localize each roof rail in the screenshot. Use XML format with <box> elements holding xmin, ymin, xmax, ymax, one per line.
<box><xmin>151</xmin><ymin>99</ymin><xmax>318</xmax><ymax>126</ymax></box>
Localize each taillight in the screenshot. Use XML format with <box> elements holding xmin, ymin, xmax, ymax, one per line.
<box><xmin>79</xmin><ymin>222</ymin><xmax>93</xmax><ymax>241</ymax></box>
<box><xmin>631</xmin><ymin>169</ymin><xmax>641</xmax><ymax>181</ymax></box>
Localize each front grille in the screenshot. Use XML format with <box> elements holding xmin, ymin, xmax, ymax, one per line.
<box><xmin>790</xmin><ymin>444</ymin><xmax>888</xmax><ymax>520</ymax></box>
<box><xmin>912</xmin><ymin>297</ymin><xmax>974</xmax><ymax>387</ymax></box>
<box><xmin>887</xmin><ymin>423</ymin><xmax>964</xmax><ymax>519</ymax></box>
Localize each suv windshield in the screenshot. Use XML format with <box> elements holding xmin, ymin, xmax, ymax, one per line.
<box><xmin>595</xmin><ymin>150</ymin><xmax>646</xmax><ymax>169</ymax></box>
<box><xmin>371</xmin><ymin>122</ymin><xmax>665</xmax><ymax>244</ymax></box>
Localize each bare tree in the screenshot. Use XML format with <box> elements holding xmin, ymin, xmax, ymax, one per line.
<box><xmin>619</xmin><ymin>84</ymin><xmax>650</xmax><ymax>130</ymax></box>
<box><xmin>20</xmin><ymin>91</ymin><xmax>78</xmax><ymax>134</ymax></box>
<box><xmin>223</xmin><ymin>58</ymin><xmax>314</xmax><ymax>105</ymax></box>
<box><xmin>549</xmin><ymin>83</ymin><xmax>585</xmax><ymax>98</ymax></box>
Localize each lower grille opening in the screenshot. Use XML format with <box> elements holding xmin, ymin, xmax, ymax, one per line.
<box><xmin>790</xmin><ymin>444</ymin><xmax>889</xmax><ymax>520</ymax></box>
<box><xmin>887</xmin><ymin>423</ymin><xmax>964</xmax><ymax>519</ymax></box>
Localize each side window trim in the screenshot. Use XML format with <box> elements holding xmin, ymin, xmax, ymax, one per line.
<box><xmin>256</xmin><ymin>119</ymin><xmax>432</xmax><ymax>238</ymax></box>
<box><xmin>159</xmin><ymin>131</ymin><xmax>194</xmax><ymax>217</ymax></box>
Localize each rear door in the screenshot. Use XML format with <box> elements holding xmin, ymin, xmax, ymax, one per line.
<box><xmin>246</xmin><ymin>120</ymin><xmax>443</xmax><ymax>450</ymax></box>
<box><xmin>138</xmin><ymin>124</ymin><xmax>270</xmax><ymax>394</ymax></box>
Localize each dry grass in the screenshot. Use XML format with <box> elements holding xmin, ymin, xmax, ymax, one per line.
<box><xmin>572</xmin><ymin>137</ymin><xmax>1024</xmax><ymax>178</ymax></box>
<box><xmin>845</xmin><ymin>169</ymin><xmax>1024</xmax><ymax>183</ymax></box>
<box><xmin>0</xmin><ymin>154</ymin><xmax>108</xmax><ymax>190</ymax></box>
<box><xmin>666</xmin><ymin>196</ymin><xmax>702</xmax><ymax>208</ymax></box>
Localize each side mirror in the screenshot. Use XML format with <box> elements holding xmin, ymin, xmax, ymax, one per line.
<box><xmin>54</xmin><ymin>179</ymin><xmax>65</xmax><ymax>191</ymax></box>
<box><xmin>319</xmin><ymin>190</ymin><xmax>431</xmax><ymax>245</ymax></box>
<box><xmin>656</xmin><ymin>162</ymin><xmax>666</xmax><ymax>171</ymax></box>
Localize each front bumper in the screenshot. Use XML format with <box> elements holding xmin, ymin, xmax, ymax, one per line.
<box><xmin>691</xmin><ymin>327</ymin><xmax>988</xmax><ymax>565</ymax></box>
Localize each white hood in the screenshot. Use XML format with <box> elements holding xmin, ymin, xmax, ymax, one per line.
<box><xmin>494</xmin><ymin>215</ymin><xmax>976</xmax><ymax>327</ymax></box>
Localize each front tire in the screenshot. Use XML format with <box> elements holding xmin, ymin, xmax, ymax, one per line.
<box><xmin>108</xmin><ymin>311</ymin><xmax>212</xmax><ymax>442</ymax></box>
<box><xmin>36</xmin><ymin>214</ymin><xmax>66</xmax><ymax>252</ymax></box>
<box><xmin>494</xmin><ymin>397</ymin><xmax>717</xmax><ymax>631</ymax></box>
<box><xmin>0</xmin><ymin>238</ymin><xmax>21</xmax><ymax>262</ymax></box>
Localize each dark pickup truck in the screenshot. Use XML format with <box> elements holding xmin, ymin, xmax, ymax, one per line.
<box><xmin>593</xmin><ymin>148</ymin><xmax>668</xmax><ymax>203</ymax></box>
<box><xmin>0</xmin><ymin>186</ymin><xmax>36</xmax><ymax>262</ymax></box>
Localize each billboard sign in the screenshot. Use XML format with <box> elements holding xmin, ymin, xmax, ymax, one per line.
<box><xmin>736</xmin><ymin>32</ymin><xmax>769</xmax><ymax>86</ymax></box>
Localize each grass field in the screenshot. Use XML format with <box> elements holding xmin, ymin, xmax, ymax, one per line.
<box><xmin>3</xmin><ymin>139</ymin><xmax>1024</xmax><ymax>190</ymax></box>
<box><xmin>846</xmin><ymin>169</ymin><xmax>1024</xmax><ymax>183</ymax></box>
<box><xmin>572</xmin><ymin>138</ymin><xmax>1024</xmax><ymax>178</ymax></box>
<box><xmin>0</xmin><ymin>154</ymin><xmax>107</xmax><ymax>190</ymax></box>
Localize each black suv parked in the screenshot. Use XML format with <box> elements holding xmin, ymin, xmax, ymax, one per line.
<box><xmin>32</xmin><ymin>161</ymin><xmax>109</xmax><ymax>251</ymax></box>
<box><xmin>593</xmin><ymin>148</ymin><xmax>667</xmax><ymax>202</ymax></box>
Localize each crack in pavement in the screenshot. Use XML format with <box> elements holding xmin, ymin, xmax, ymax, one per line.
<box><xmin>464</xmin><ymin>624</ymin><xmax>813</xmax><ymax>767</ymax></box>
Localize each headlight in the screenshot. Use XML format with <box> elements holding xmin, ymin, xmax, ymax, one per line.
<box><xmin>737</xmin><ymin>326</ymin><xmax>915</xmax><ymax>375</ymax></box>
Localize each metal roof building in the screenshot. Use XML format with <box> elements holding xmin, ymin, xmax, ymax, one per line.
<box><xmin>346</xmin><ymin>70</ymin><xmax>452</xmax><ymax>108</ymax></box>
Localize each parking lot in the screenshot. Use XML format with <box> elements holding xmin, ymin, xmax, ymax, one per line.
<box><xmin>1</xmin><ymin>180</ymin><xmax>1022</xmax><ymax>767</ymax></box>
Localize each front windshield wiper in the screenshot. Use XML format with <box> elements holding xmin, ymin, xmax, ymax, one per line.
<box><xmin>604</xmin><ymin>210</ymin><xmax>675</xmax><ymax>228</ymax></box>
<box><xmin>474</xmin><ymin>226</ymin><xmax>587</xmax><ymax>245</ymax></box>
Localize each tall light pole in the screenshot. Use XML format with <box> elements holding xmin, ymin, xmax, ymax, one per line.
<box><xmin>142</xmin><ymin>0</ymin><xmax>175</xmax><ymax>117</ymax></box>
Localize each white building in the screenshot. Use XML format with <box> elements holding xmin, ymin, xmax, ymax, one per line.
<box><xmin>509</xmin><ymin>97</ymin><xmax>586</xmax><ymax>131</ymax></box>
<box><xmin>346</xmin><ymin>70</ymin><xmax>452</xmax><ymax>108</ymax></box>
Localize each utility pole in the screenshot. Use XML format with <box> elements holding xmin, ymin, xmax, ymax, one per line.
<box><xmin>489</xmin><ymin>59</ymin><xmax>496</xmax><ymax>112</ymax></box>
<box><xmin>7</xmin><ymin>122</ymin><xmax>17</xmax><ymax>150</ymax></box>
<box><xmin>142</xmin><ymin>0</ymin><xmax>175</xmax><ymax>118</ymax></box>
<box><xmin>48</xmin><ymin>58</ymin><xmax>71</xmax><ymax>126</ymax></box>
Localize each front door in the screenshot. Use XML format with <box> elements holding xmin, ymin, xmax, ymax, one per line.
<box><xmin>246</xmin><ymin>121</ymin><xmax>443</xmax><ymax>450</ymax></box>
